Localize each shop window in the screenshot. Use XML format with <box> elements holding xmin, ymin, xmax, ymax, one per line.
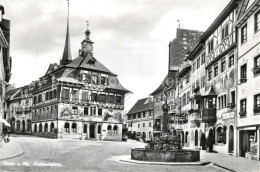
<box><xmin>241</xmin><ymin>24</ymin><xmax>247</xmax><ymax>44</ymax></box>
<box><xmin>72</xmin><ymin>123</ymin><xmax>77</xmax><ymax>133</ymax></box>
<box><xmin>216</xmin><ymin>126</ymin><xmax>226</xmax><ymax>144</ymax></box>
<box><xmin>64</xmin><ymin>123</ymin><xmax>70</xmax><ymax>133</ymax></box>
<box><xmin>113</xmin><ymin>125</ymin><xmax>118</xmax><ymax>134</ymax></box>
<box><xmin>107</xmin><ymin>125</ymin><xmax>112</xmax><ymax>134</ymax></box>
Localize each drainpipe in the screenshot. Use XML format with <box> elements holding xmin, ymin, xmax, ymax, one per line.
<box><xmin>235</xmin><ymin>26</ymin><xmax>239</xmax><ymax>157</ymax></box>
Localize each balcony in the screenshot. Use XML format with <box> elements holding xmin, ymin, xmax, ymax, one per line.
<box><xmin>239</xmin><ymin>110</ymin><xmax>246</xmax><ymax>117</ymax></box>
<box><xmin>189</xmin><ymin>110</ymin><xmax>201</xmax><ymax>123</ymax></box>
<box><xmin>240</xmin><ymin>78</ymin><xmax>247</xmax><ymax>84</ymax></box>
<box><xmin>227</xmin><ymin>103</ymin><xmax>235</xmax><ymax>109</ymax></box>
<box><xmin>201</xmin><ymin>108</ymin><xmax>216</xmax><ymax>123</ymax></box>
<box><xmin>253</xmin><ymin>104</ymin><xmax>260</xmax><ymax>113</ymax></box>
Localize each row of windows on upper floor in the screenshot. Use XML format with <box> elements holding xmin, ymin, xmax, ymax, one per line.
<box><xmin>239</xmin><ymin>55</ymin><xmax>260</xmax><ymax>84</ymax></box>
<box><xmin>128</xmin><ymin>111</ymin><xmax>153</xmax><ymax>120</ymax></box>
<box><xmin>33</xmin><ymin>88</ymin><xmax>124</xmax><ymax>105</ymax></box>
<box><xmin>240</xmin><ymin>10</ymin><xmax>260</xmax><ymax>45</ymax></box>
<box><xmin>239</xmin><ymin>93</ymin><xmax>260</xmax><ymax>117</ymax></box>
<box><xmin>33</xmin><ymin>105</ymin><xmax>104</xmax><ymax>116</ymax></box>
<box><xmin>128</xmin><ymin>122</ymin><xmax>152</xmax><ymax>128</ymax></box>
<box><xmin>155</xmin><ymin>90</ymin><xmax>174</xmax><ymax>103</ymax></box>
<box><xmin>208</xmin><ymin>53</ymin><xmax>234</xmax><ymax>81</ymax></box>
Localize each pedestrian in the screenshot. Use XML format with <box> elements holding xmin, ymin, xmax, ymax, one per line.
<box><xmin>3</xmin><ymin>132</ymin><xmax>7</xmax><ymax>143</ymax></box>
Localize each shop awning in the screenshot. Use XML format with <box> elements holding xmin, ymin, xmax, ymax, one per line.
<box><xmin>0</xmin><ymin>117</ymin><xmax>11</xmax><ymax>127</ymax></box>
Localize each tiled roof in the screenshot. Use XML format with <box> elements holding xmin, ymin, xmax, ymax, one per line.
<box><xmin>150</xmin><ymin>75</ymin><xmax>168</xmax><ymax>95</ymax></box>
<box><xmin>5</xmin><ymin>88</ymin><xmax>20</xmax><ymax>100</ymax></box>
<box><xmin>127</xmin><ymin>97</ymin><xmax>153</xmax><ymax>115</ymax></box>
<box><xmin>105</xmin><ymin>76</ymin><xmax>130</xmax><ymax>93</ymax></box>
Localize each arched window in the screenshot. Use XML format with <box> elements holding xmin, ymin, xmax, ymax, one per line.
<box><xmin>113</xmin><ymin>125</ymin><xmax>118</xmax><ymax>134</ymax></box>
<box><xmin>98</xmin><ymin>125</ymin><xmax>101</xmax><ymax>134</ymax></box>
<box><xmin>27</xmin><ymin>120</ymin><xmax>31</xmax><ymax>131</ymax></box>
<box><xmin>107</xmin><ymin>125</ymin><xmax>112</xmax><ymax>134</ymax></box>
<box><xmin>185</xmin><ymin>131</ymin><xmax>189</xmax><ymax>143</ymax></box>
<box><xmin>44</xmin><ymin>123</ymin><xmax>48</xmax><ymax>133</ymax></box>
<box><xmin>39</xmin><ymin>123</ymin><xmax>43</xmax><ymax>133</ymax></box>
<box><xmin>16</xmin><ymin>120</ymin><xmax>20</xmax><ymax>131</ymax></box>
<box><xmin>64</xmin><ymin>123</ymin><xmax>70</xmax><ymax>133</ymax></box>
<box><xmin>216</xmin><ymin>126</ymin><xmax>226</xmax><ymax>144</ymax></box>
<box><xmin>34</xmin><ymin>124</ymin><xmax>37</xmax><ymax>133</ymax></box>
<box><xmin>50</xmin><ymin>122</ymin><xmax>54</xmax><ymax>132</ymax></box>
<box><xmin>83</xmin><ymin>124</ymin><xmax>88</xmax><ymax>133</ymax></box>
<box><xmin>72</xmin><ymin>123</ymin><xmax>77</xmax><ymax>133</ymax></box>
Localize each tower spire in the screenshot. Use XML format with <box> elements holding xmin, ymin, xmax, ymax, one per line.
<box><xmin>60</xmin><ymin>0</ymin><xmax>72</xmax><ymax>66</ymax></box>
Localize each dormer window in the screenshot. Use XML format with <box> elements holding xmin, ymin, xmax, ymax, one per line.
<box><xmin>88</xmin><ymin>58</ymin><xmax>96</xmax><ymax>65</ymax></box>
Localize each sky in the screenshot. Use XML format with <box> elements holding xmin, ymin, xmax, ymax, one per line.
<box><xmin>1</xmin><ymin>0</ymin><xmax>230</xmax><ymax>112</ymax></box>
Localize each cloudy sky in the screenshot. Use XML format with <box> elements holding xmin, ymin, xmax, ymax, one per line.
<box><xmin>2</xmin><ymin>0</ymin><xmax>229</xmax><ymax>112</ymax></box>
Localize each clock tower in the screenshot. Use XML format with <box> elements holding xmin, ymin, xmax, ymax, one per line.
<box><xmin>81</xmin><ymin>21</ymin><xmax>94</xmax><ymax>53</ymax></box>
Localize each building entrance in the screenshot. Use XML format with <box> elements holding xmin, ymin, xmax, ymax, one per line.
<box><xmin>90</xmin><ymin>124</ymin><xmax>95</xmax><ymax>138</ymax></box>
<box><xmin>229</xmin><ymin>125</ymin><xmax>234</xmax><ymax>153</ymax></box>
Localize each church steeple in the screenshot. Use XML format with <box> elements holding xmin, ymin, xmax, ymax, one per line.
<box><xmin>60</xmin><ymin>0</ymin><xmax>72</xmax><ymax>66</ymax></box>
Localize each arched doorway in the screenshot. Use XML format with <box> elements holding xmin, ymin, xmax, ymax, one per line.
<box><xmin>27</xmin><ymin>120</ymin><xmax>31</xmax><ymax>132</ymax></box>
<box><xmin>229</xmin><ymin>125</ymin><xmax>234</xmax><ymax>153</ymax></box>
<box><xmin>50</xmin><ymin>122</ymin><xmax>54</xmax><ymax>132</ymax></box>
<box><xmin>44</xmin><ymin>123</ymin><xmax>48</xmax><ymax>133</ymax></box>
<box><xmin>98</xmin><ymin>125</ymin><xmax>101</xmax><ymax>134</ymax></box>
<box><xmin>16</xmin><ymin>120</ymin><xmax>20</xmax><ymax>132</ymax></box>
<box><xmin>11</xmin><ymin>117</ymin><xmax>15</xmax><ymax>132</ymax></box>
<box><xmin>22</xmin><ymin>120</ymin><xmax>25</xmax><ymax>132</ymax></box>
<box><xmin>39</xmin><ymin>123</ymin><xmax>43</xmax><ymax>133</ymax></box>
<box><xmin>208</xmin><ymin>128</ymin><xmax>214</xmax><ymax>152</ymax></box>
<box><xmin>89</xmin><ymin>124</ymin><xmax>95</xmax><ymax>138</ymax></box>
<box><xmin>181</xmin><ymin>131</ymin><xmax>184</xmax><ymax>146</ymax></box>
<box><xmin>34</xmin><ymin>124</ymin><xmax>37</xmax><ymax>133</ymax></box>
<box><xmin>195</xmin><ymin>130</ymin><xmax>198</xmax><ymax>146</ymax></box>
<box><xmin>185</xmin><ymin>131</ymin><xmax>189</xmax><ymax>143</ymax></box>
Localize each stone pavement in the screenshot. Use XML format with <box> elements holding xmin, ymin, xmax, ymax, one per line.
<box><xmin>0</xmin><ymin>137</ymin><xmax>24</xmax><ymax>160</ymax></box>
<box><xmin>201</xmin><ymin>150</ymin><xmax>260</xmax><ymax>172</ymax></box>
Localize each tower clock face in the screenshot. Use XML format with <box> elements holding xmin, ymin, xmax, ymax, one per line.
<box><xmin>86</xmin><ymin>44</ymin><xmax>93</xmax><ymax>51</ymax></box>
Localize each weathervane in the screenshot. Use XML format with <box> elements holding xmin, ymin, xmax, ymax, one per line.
<box><xmin>177</xmin><ymin>20</ymin><xmax>180</xmax><ymax>29</ymax></box>
<box><xmin>86</xmin><ymin>20</ymin><xmax>89</xmax><ymax>30</ymax></box>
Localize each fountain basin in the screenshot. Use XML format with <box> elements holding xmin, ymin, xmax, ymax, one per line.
<box><xmin>131</xmin><ymin>148</ymin><xmax>200</xmax><ymax>162</ymax></box>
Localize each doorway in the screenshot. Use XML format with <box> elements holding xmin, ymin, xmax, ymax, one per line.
<box><xmin>229</xmin><ymin>125</ymin><xmax>234</xmax><ymax>153</ymax></box>
<box><xmin>90</xmin><ymin>124</ymin><xmax>95</xmax><ymax>138</ymax></box>
<box><xmin>195</xmin><ymin>130</ymin><xmax>198</xmax><ymax>146</ymax></box>
<box><xmin>22</xmin><ymin>120</ymin><xmax>25</xmax><ymax>132</ymax></box>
